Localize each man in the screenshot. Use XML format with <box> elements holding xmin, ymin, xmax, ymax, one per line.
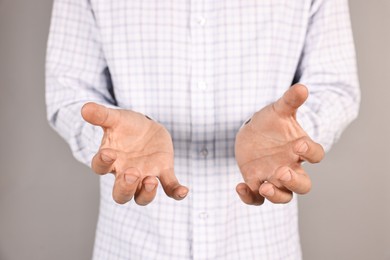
<box><xmin>46</xmin><ymin>0</ymin><xmax>360</xmax><ymax>259</ymax></box>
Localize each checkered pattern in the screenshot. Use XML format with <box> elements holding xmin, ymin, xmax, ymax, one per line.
<box><xmin>46</xmin><ymin>0</ymin><xmax>360</xmax><ymax>259</ymax></box>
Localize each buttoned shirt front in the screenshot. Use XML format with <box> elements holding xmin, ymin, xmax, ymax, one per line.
<box><xmin>46</xmin><ymin>0</ymin><xmax>360</xmax><ymax>259</ymax></box>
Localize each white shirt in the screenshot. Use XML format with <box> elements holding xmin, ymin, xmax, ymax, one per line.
<box><xmin>46</xmin><ymin>0</ymin><xmax>360</xmax><ymax>259</ymax></box>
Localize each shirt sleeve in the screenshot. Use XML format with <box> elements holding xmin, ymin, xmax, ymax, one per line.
<box><xmin>295</xmin><ymin>0</ymin><xmax>361</xmax><ymax>152</ymax></box>
<box><xmin>45</xmin><ymin>0</ymin><xmax>116</xmax><ymax>166</ymax></box>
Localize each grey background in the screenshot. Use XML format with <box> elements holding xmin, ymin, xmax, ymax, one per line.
<box><xmin>0</xmin><ymin>0</ymin><xmax>388</xmax><ymax>259</ymax></box>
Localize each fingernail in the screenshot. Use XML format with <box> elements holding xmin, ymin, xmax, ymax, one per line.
<box><xmin>280</xmin><ymin>170</ymin><xmax>292</xmax><ymax>182</ymax></box>
<box><xmin>125</xmin><ymin>174</ymin><xmax>138</xmax><ymax>184</ymax></box>
<box><xmin>263</xmin><ymin>187</ymin><xmax>275</xmax><ymax>197</ymax></box>
<box><xmin>297</xmin><ymin>142</ymin><xmax>308</xmax><ymax>154</ymax></box>
<box><xmin>178</xmin><ymin>189</ymin><xmax>188</xmax><ymax>198</ymax></box>
<box><xmin>238</xmin><ymin>188</ymin><xmax>247</xmax><ymax>196</ymax></box>
<box><xmin>101</xmin><ymin>154</ymin><xmax>113</xmax><ymax>163</ymax></box>
<box><xmin>145</xmin><ymin>184</ymin><xmax>156</xmax><ymax>192</ymax></box>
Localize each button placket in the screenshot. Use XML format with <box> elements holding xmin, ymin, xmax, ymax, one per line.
<box><xmin>189</xmin><ymin>2</ymin><xmax>217</xmax><ymax>259</ymax></box>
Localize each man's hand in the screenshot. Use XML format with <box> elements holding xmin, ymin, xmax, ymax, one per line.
<box><xmin>81</xmin><ymin>103</ymin><xmax>189</xmax><ymax>205</ymax></box>
<box><xmin>235</xmin><ymin>84</ymin><xmax>324</xmax><ymax>205</ymax></box>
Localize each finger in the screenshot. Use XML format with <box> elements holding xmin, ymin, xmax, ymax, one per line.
<box><xmin>293</xmin><ymin>136</ymin><xmax>325</xmax><ymax>163</ymax></box>
<box><xmin>81</xmin><ymin>102</ymin><xmax>119</xmax><ymax>128</ymax></box>
<box><xmin>91</xmin><ymin>148</ymin><xmax>117</xmax><ymax>174</ymax></box>
<box><xmin>273</xmin><ymin>84</ymin><xmax>308</xmax><ymax>116</ymax></box>
<box><xmin>270</xmin><ymin>166</ymin><xmax>311</xmax><ymax>195</ymax></box>
<box><xmin>236</xmin><ymin>182</ymin><xmax>265</xmax><ymax>206</ymax></box>
<box><xmin>159</xmin><ymin>168</ymin><xmax>189</xmax><ymax>200</ymax></box>
<box><xmin>134</xmin><ymin>176</ymin><xmax>159</xmax><ymax>206</ymax></box>
<box><xmin>112</xmin><ymin>168</ymin><xmax>140</xmax><ymax>204</ymax></box>
<box><xmin>259</xmin><ymin>182</ymin><xmax>293</xmax><ymax>204</ymax></box>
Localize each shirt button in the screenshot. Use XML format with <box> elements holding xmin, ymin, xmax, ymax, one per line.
<box><xmin>199</xmin><ymin>212</ymin><xmax>208</xmax><ymax>219</ymax></box>
<box><xmin>197</xmin><ymin>81</ymin><xmax>207</xmax><ymax>91</ymax></box>
<box><xmin>196</xmin><ymin>16</ymin><xmax>206</xmax><ymax>26</ymax></box>
<box><xmin>200</xmin><ymin>147</ymin><xmax>208</xmax><ymax>158</ymax></box>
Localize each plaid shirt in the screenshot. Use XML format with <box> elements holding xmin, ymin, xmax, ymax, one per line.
<box><xmin>46</xmin><ymin>0</ymin><xmax>360</xmax><ymax>259</ymax></box>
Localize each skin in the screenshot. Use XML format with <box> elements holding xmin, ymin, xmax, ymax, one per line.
<box><xmin>81</xmin><ymin>83</ymin><xmax>324</xmax><ymax>206</ymax></box>
<box><xmin>235</xmin><ymin>84</ymin><xmax>324</xmax><ymax>205</ymax></box>
<box><xmin>81</xmin><ymin>103</ymin><xmax>189</xmax><ymax>205</ymax></box>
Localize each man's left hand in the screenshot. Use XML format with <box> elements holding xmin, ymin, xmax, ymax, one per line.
<box><xmin>235</xmin><ymin>84</ymin><xmax>324</xmax><ymax>205</ymax></box>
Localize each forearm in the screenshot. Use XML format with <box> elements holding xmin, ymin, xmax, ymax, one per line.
<box><xmin>46</xmin><ymin>85</ymin><xmax>106</xmax><ymax>165</ymax></box>
<box><xmin>297</xmin><ymin>82</ymin><xmax>360</xmax><ymax>151</ymax></box>
<box><xmin>45</xmin><ymin>0</ymin><xmax>116</xmax><ymax>166</ymax></box>
<box><xmin>295</xmin><ymin>0</ymin><xmax>360</xmax><ymax>151</ymax></box>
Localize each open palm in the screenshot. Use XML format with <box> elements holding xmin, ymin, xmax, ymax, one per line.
<box><xmin>82</xmin><ymin>103</ymin><xmax>188</xmax><ymax>205</ymax></box>
<box><xmin>235</xmin><ymin>84</ymin><xmax>324</xmax><ymax>205</ymax></box>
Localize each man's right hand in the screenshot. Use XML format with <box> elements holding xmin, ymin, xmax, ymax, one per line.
<box><xmin>81</xmin><ymin>102</ymin><xmax>189</xmax><ymax>206</ymax></box>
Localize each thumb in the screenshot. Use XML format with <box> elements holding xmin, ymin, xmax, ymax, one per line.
<box><xmin>159</xmin><ymin>168</ymin><xmax>189</xmax><ymax>200</ymax></box>
<box><xmin>273</xmin><ymin>84</ymin><xmax>309</xmax><ymax>117</ymax></box>
<box><xmin>81</xmin><ymin>102</ymin><xmax>119</xmax><ymax>128</ymax></box>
